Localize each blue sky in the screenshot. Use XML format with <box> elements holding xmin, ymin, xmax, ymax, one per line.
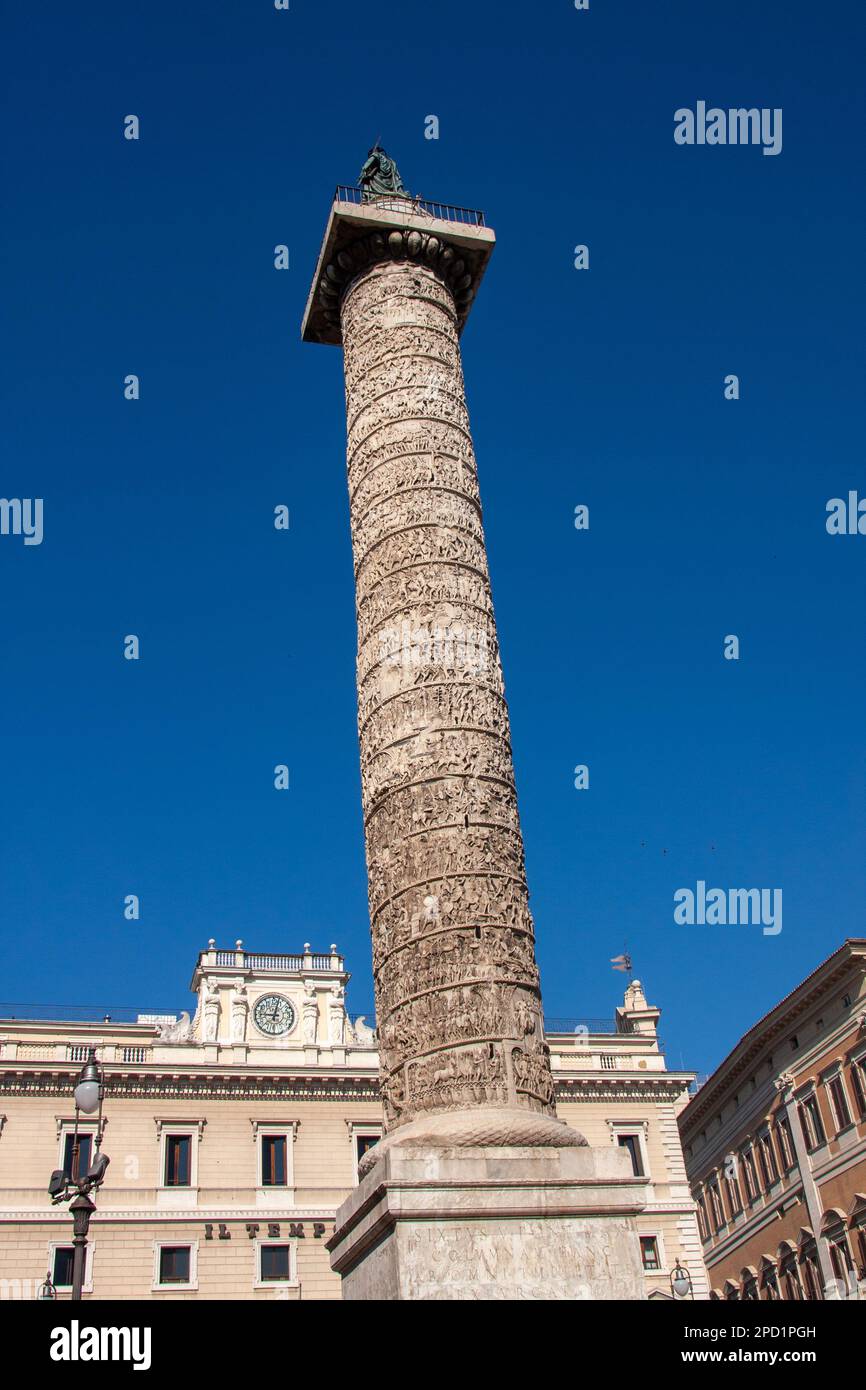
<box><xmin>1</xmin><ymin>1</ymin><xmax>864</xmax><ymax>1076</ymax></box>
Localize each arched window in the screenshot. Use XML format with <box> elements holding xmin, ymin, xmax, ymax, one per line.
<box><xmin>759</xmin><ymin>1258</ymin><xmax>780</xmax><ymax>1300</ymax></box>
<box><xmin>799</xmin><ymin>1244</ymin><xmax>822</xmax><ymax>1301</ymax></box>
<box><xmin>823</xmin><ymin>1212</ymin><xmax>856</xmax><ymax>1296</ymax></box>
<box><xmin>779</xmin><ymin>1246</ymin><xmax>802</xmax><ymax>1301</ymax></box>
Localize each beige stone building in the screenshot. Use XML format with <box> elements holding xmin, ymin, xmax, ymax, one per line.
<box><xmin>679</xmin><ymin>938</ymin><xmax>866</xmax><ymax>1301</ymax></box>
<box><xmin>0</xmin><ymin>943</ymin><xmax>706</xmax><ymax>1299</ymax></box>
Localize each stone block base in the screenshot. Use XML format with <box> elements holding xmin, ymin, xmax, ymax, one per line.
<box><xmin>327</xmin><ymin>1143</ymin><xmax>647</xmax><ymax>1300</ymax></box>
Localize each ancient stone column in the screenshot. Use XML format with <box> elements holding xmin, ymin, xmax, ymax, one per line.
<box><xmin>304</xmin><ymin>193</ymin><xmax>577</xmax><ymax>1156</ymax></box>
<box><xmin>304</xmin><ymin>173</ymin><xmax>647</xmax><ymax>1299</ymax></box>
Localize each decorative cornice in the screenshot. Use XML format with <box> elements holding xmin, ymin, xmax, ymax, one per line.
<box><xmin>606</xmin><ymin>1117</ymin><xmax>650</xmax><ymax>1138</ymax></box>
<box><xmin>55</xmin><ymin>1114</ymin><xmax>106</xmax><ymax>1139</ymax></box>
<box><xmin>0</xmin><ymin>1072</ymin><xmax>380</xmax><ymax>1102</ymax></box>
<box><xmin>642</xmin><ymin>1200</ymin><xmax>700</xmax><ymax>1214</ymax></box>
<box><xmin>0</xmin><ymin>1206</ymin><xmax>338</xmax><ymax>1225</ymax></box>
<box><xmin>1</xmin><ymin>1068</ymin><xmax>685</xmax><ymax>1107</ymax></box>
<box><xmin>155</xmin><ymin>1117</ymin><xmax>207</xmax><ymax>1140</ymax></box>
<box><xmin>316</xmin><ymin>225</ymin><xmax>479</xmax><ymax>338</ymax></box>
<box><xmin>345</xmin><ymin>1118</ymin><xmax>383</xmax><ymax>1140</ymax></box>
<box><xmin>555</xmin><ymin>1078</ymin><xmax>689</xmax><ymax>1102</ymax></box>
<box><xmin>250</xmin><ymin>1118</ymin><xmax>300</xmax><ymax>1141</ymax></box>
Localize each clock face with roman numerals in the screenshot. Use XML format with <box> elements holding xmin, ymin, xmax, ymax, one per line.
<box><xmin>253</xmin><ymin>994</ymin><xmax>296</xmax><ymax>1037</ymax></box>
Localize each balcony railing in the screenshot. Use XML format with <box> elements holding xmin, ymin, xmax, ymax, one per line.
<box><xmin>210</xmin><ymin>948</ymin><xmax>341</xmax><ymax>972</ymax></box>
<box><xmin>334</xmin><ymin>185</ymin><xmax>485</xmax><ymax>227</ymax></box>
<box><xmin>0</xmin><ymin>1003</ymin><xmax>171</xmax><ymax>1024</ymax></box>
<box><xmin>543</xmin><ymin>1017</ymin><xmax>620</xmax><ymax>1035</ymax></box>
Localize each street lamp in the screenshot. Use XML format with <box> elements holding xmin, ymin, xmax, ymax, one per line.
<box><xmin>73</xmin><ymin>1052</ymin><xmax>102</xmax><ymax>1114</ymax></box>
<box><xmin>36</xmin><ymin>1271</ymin><xmax>56</xmax><ymax>1301</ymax></box>
<box><xmin>671</xmin><ymin>1262</ymin><xmax>694</xmax><ymax>1299</ymax></box>
<box><xmin>47</xmin><ymin>1047</ymin><xmax>110</xmax><ymax>1300</ymax></box>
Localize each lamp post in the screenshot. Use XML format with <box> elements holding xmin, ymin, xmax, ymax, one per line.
<box><xmin>671</xmin><ymin>1262</ymin><xmax>694</xmax><ymax>1300</ymax></box>
<box><xmin>69</xmin><ymin>1193</ymin><xmax>97</xmax><ymax>1301</ymax></box>
<box><xmin>47</xmin><ymin>1047</ymin><xmax>110</xmax><ymax>1300</ymax></box>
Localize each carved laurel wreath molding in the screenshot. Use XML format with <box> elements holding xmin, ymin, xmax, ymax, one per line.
<box><xmin>316</xmin><ymin>226</ymin><xmax>478</xmax><ymax>334</ymax></box>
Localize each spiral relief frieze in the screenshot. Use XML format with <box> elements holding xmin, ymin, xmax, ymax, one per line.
<box><xmin>338</xmin><ymin>244</ymin><xmax>558</xmax><ymax>1133</ymax></box>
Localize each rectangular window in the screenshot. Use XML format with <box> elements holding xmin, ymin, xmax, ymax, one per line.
<box><xmin>52</xmin><ymin>1247</ymin><xmax>75</xmax><ymax>1288</ymax></box>
<box><xmin>850</xmin><ymin>1060</ymin><xmax>866</xmax><ymax>1118</ymax></box>
<box><xmin>775</xmin><ymin>1116</ymin><xmax>794</xmax><ymax>1172</ymax></box>
<box><xmin>164</xmin><ymin>1135</ymin><xmax>192</xmax><ymax>1187</ymax></box>
<box><xmin>829</xmin><ymin>1239</ymin><xmax>853</xmax><ymax>1282</ymax></box>
<box><xmin>351</xmin><ymin>1129</ymin><xmax>383</xmax><ymax>1181</ymax></box>
<box><xmin>725</xmin><ymin>1174</ymin><xmax>743</xmax><ymax>1215</ymax></box>
<box><xmin>798</xmin><ymin>1095</ymin><xmax>826</xmax><ymax>1150</ymax></box>
<box><xmin>617</xmin><ymin>1133</ymin><xmax>644</xmax><ymax>1177</ymax></box>
<box><xmin>639</xmin><ymin>1236</ymin><xmax>660</xmax><ymax>1271</ymax></box>
<box><xmin>158</xmin><ymin>1246</ymin><xmax>191</xmax><ymax>1285</ymax></box>
<box><xmin>802</xmin><ymin>1255</ymin><xmax>821</xmax><ymax>1300</ymax></box>
<box><xmin>827</xmin><ymin>1075</ymin><xmax>852</xmax><ymax>1132</ymax></box>
<box><xmin>709</xmin><ymin>1184</ymin><xmax>725</xmax><ymax>1232</ymax></box>
<box><xmin>62</xmin><ymin>1133</ymin><xmax>92</xmax><ymax>1183</ymax></box>
<box><xmin>261</xmin><ymin>1135</ymin><xmax>287</xmax><ymax>1187</ymax></box>
<box><xmin>741</xmin><ymin>1147</ymin><xmax>759</xmax><ymax>1200</ymax></box>
<box><xmin>696</xmin><ymin>1192</ymin><xmax>709</xmax><ymax>1241</ymax></box>
<box><xmin>758</xmin><ymin>1133</ymin><xmax>778</xmax><ymax>1187</ymax></box>
<box><xmin>260</xmin><ymin>1245</ymin><xmax>292</xmax><ymax>1282</ymax></box>
<box><xmin>356</xmin><ymin>1133</ymin><xmax>379</xmax><ymax>1165</ymax></box>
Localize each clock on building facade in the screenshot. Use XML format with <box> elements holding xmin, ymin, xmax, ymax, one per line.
<box><xmin>252</xmin><ymin>993</ymin><xmax>296</xmax><ymax>1036</ymax></box>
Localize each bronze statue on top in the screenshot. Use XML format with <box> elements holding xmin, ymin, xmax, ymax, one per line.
<box><xmin>358</xmin><ymin>144</ymin><xmax>411</xmax><ymax>201</ymax></box>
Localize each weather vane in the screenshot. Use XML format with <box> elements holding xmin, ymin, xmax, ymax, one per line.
<box><xmin>610</xmin><ymin>951</ymin><xmax>634</xmax><ymax>981</ymax></box>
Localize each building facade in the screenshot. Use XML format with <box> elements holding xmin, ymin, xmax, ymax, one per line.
<box><xmin>679</xmin><ymin>939</ymin><xmax>866</xmax><ymax>1301</ymax></box>
<box><xmin>0</xmin><ymin>944</ymin><xmax>706</xmax><ymax>1299</ymax></box>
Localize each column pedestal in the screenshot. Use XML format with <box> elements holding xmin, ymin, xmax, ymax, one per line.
<box><xmin>327</xmin><ymin>1143</ymin><xmax>648</xmax><ymax>1300</ymax></box>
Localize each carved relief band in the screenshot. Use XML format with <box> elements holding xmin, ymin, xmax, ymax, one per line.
<box><xmin>303</xmin><ymin>198</ymin><xmax>584</xmax><ymax>1158</ymax></box>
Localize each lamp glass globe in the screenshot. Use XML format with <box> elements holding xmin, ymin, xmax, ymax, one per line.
<box><xmin>74</xmin><ymin>1079</ymin><xmax>100</xmax><ymax>1114</ymax></box>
